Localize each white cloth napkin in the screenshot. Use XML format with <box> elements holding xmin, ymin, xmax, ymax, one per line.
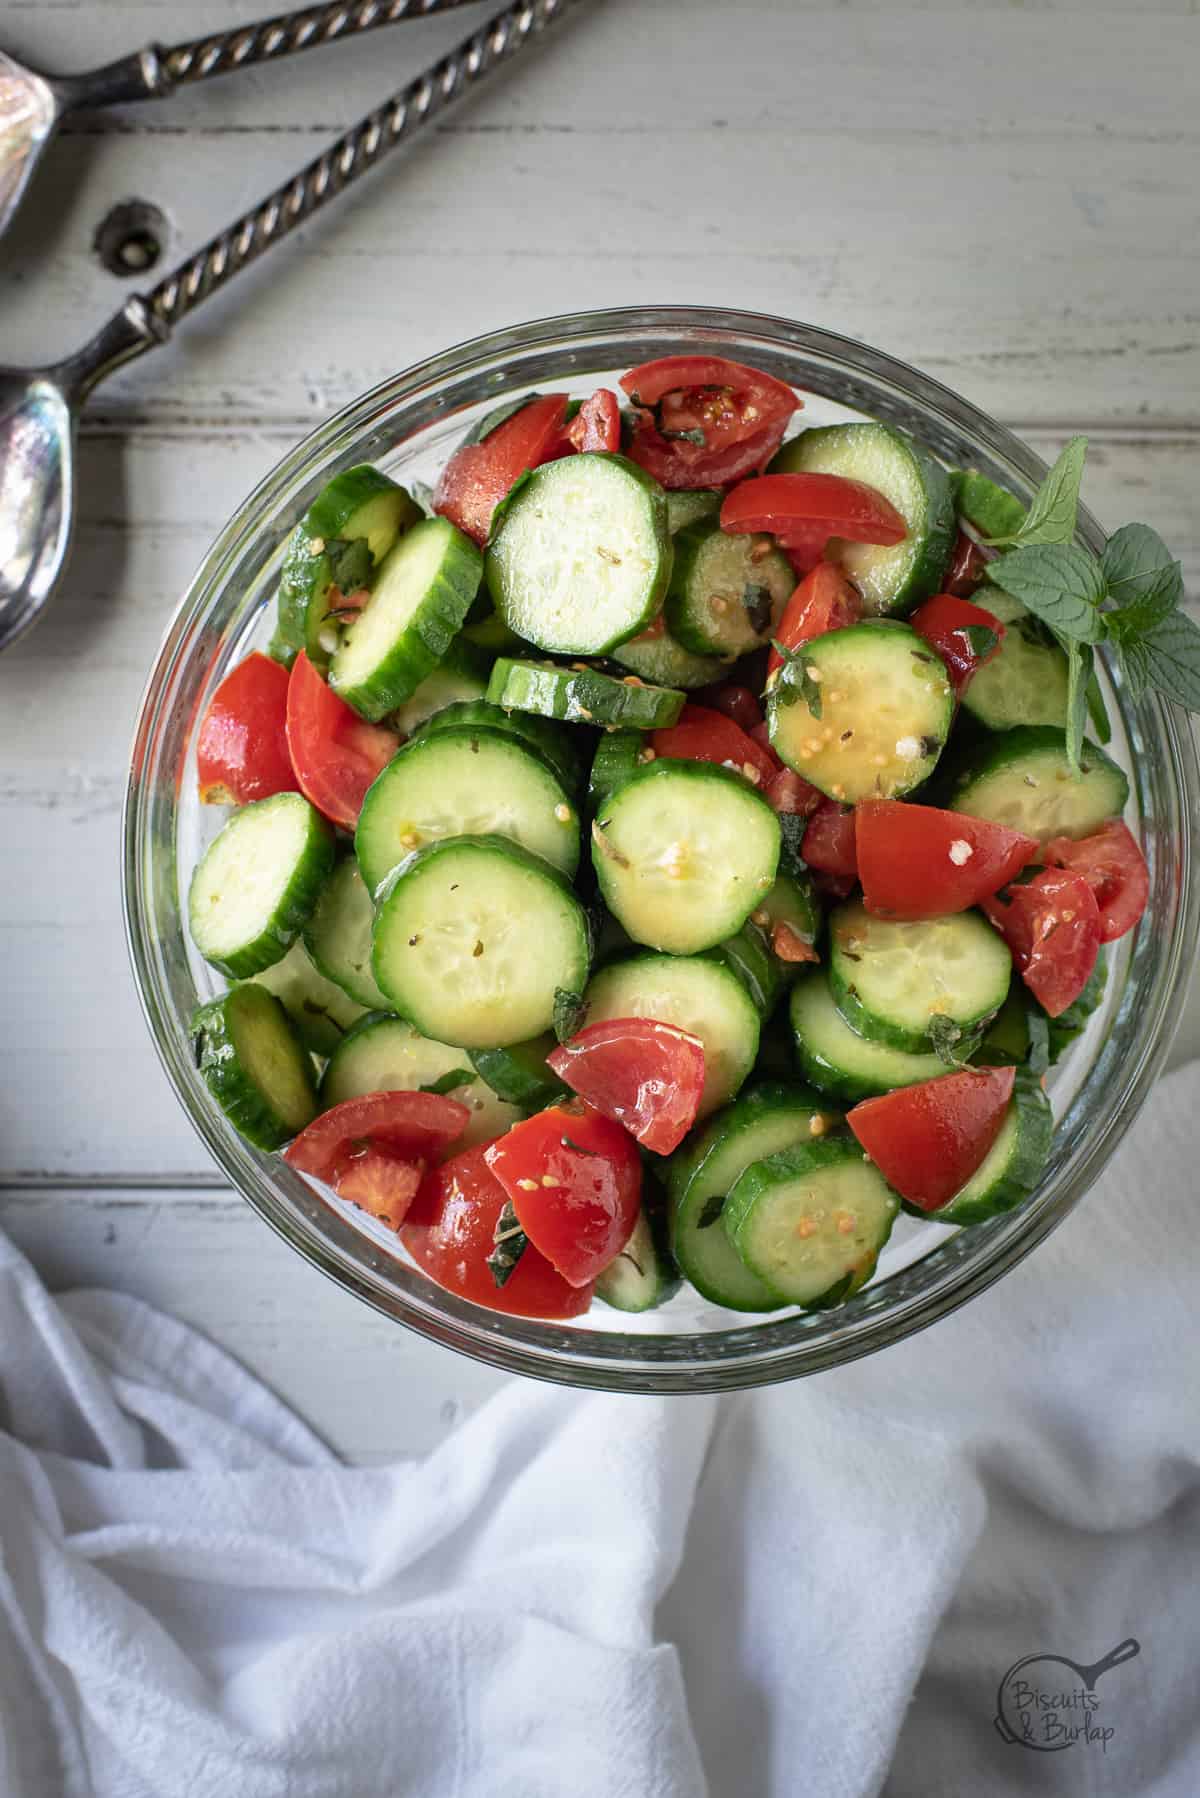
<box><xmin>2</xmin><ymin>1068</ymin><xmax>1198</xmax><ymax>1798</ymax></box>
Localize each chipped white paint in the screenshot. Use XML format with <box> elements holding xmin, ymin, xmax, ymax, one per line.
<box><xmin>0</xmin><ymin>0</ymin><xmax>1197</xmax><ymax>1456</ymax></box>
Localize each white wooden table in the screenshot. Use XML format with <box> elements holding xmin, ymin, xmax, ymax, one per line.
<box><xmin>2</xmin><ymin>0</ymin><xmax>1197</xmax><ymax>1462</ymax></box>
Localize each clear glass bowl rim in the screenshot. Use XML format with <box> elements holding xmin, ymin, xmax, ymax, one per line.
<box><xmin>123</xmin><ymin>303</ymin><xmax>1200</xmax><ymax>1394</ymax></box>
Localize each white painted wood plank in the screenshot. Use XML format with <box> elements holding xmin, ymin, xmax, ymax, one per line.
<box><xmin>0</xmin><ymin>5</ymin><xmax>1196</xmax><ymax>426</ymax></box>
<box><xmin>0</xmin><ymin>1187</ymin><xmax>510</xmax><ymax>1460</ymax></box>
<box><xmin>1</xmin><ymin>427</ymin><xmax>1197</xmax><ymax>1183</ymax></box>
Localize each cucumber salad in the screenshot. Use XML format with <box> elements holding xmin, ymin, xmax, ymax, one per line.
<box><xmin>186</xmin><ymin>354</ymin><xmax>1151</xmax><ymax>1321</ymax></box>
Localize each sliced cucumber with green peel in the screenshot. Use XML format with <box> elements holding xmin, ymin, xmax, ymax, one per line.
<box><xmin>320</xmin><ymin>1012</ymin><xmax>521</xmax><ymax>1150</ymax></box>
<box><xmin>330</xmin><ymin>518</ymin><xmax>482</xmax><ymax>721</ymax></box>
<box><xmin>610</xmin><ymin>623</ymin><xmax>724</xmax><ymax>690</ymax></box>
<box><xmin>829</xmin><ymin>900</ymin><xmax>1011</xmax><ymax>1054</ymax></box>
<box><xmin>961</xmin><ymin>590</ymin><xmax>1070</xmax><ymax>731</ymax></box>
<box><xmin>951</xmin><ymin>468</ymin><xmax>1027</xmax><ymax>542</ymax></box>
<box><xmin>665</xmin><ymin>488</ymin><xmax>721</xmax><ymax>534</ymax></box>
<box><xmin>461</xmin><ymin>613</ymin><xmax>528</xmax><ymax>657</ymax></box>
<box><xmin>389</xmin><ymin>637</ymin><xmax>491</xmax><ymax>735</ymax></box>
<box><xmin>706</xmin><ymin>920</ymin><xmax>782</xmax><ymax>1021</ymax></box>
<box><xmin>665</xmin><ymin>523</ymin><xmax>793</xmax><ymax>658</ymax></box>
<box><xmin>355</xmin><ymin>728</ymin><xmax>580</xmax><ymax>897</ymax></box>
<box><xmin>373</xmin><ymin>835</ymin><xmax>590</xmax><ymax>1049</ymax></box>
<box><xmin>485</xmin><ymin>452</ymin><xmax>672</xmax><ymax>654</ymax></box>
<box><xmin>413</xmin><ymin>697</ymin><xmax>582</xmax><ymax>796</ymax></box>
<box><xmin>767</xmin><ymin>620</ymin><xmax>953</xmax><ymax>803</ymax></box>
<box><xmin>252</xmin><ymin>938</ymin><xmax>367</xmax><ymax>1056</ymax></box>
<box><xmin>971</xmin><ymin>985</ymin><xmax>1031</xmax><ymax>1067</ymax></box>
<box><xmin>278</xmin><ymin>465</ymin><xmax>420</xmax><ymax>665</ymax></box>
<box><xmin>584</xmin><ymin>952</ymin><xmax>759</xmax><ymax>1119</ymax></box>
<box><xmin>944</xmin><ymin>726</ymin><xmax>1128</xmax><ymax>840</ymax></box>
<box><xmin>595</xmin><ymin>1185</ymin><xmax>682</xmax><ymax>1313</ymax></box>
<box><xmin>487</xmin><ymin>657</ymin><xmax>685</xmax><ymax>730</ymax></box>
<box><xmin>303</xmin><ymin>856</ymin><xmax>391</xmax><ymax>1012</ymax></box>
<box><xmin>592</xmin><ymin>760</ymin><xmax>780</xmax><ymax>956</ymax></box>
<box><xmin>790</xmin><ymin>972</ymin><xmax>945</xmax><ymax>1103</ymax></box>
<box><xmin>191</xmin><ymin>984</ymin><xmax>317</xmax><ymax>1150</ymax></box>
<box><xmin>770</xmin><ymin>423</ymin><xmax>954</xmax><ymax>615</ymax></box>
<box><xmin>935</xmin><ymin>1070</ymin><xmax>1052</xmax><ymax>1226</ymax></box>
<box><xmin>669</xmin><ymin>1081</ymin><xmax>836</xmax><ymax>1311</ymax></box>
<box><xmin>588</xmin><ymin>728</ymin><xmax>649</xmax><ymax>811</ymax></box>
<box><xmin>468</xmin><ymin>1033</ymin><xmax>567</xmax><ymax>1109</ymax></box>
<box><xmin>724</xmin><ymin>1136</ymin><xmax>899</xmax><ymax>1308</ymax></box>
<box><xmin>189</xmin><ymin>793</ymin><xmax>334</xmax><ymax>979</ymax></box>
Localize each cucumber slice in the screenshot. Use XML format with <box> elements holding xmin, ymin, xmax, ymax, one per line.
<box><xmin>303</xmin><ymin>856</ymin><xmax>391</xmax><ymax>1012</ymax></box>
<box><xmin>829</xmin><ymin>900</ymin><xmax>1012</xmax><ymax>1054</ymax></box>
<box><xmin>330</xmin><ymin>518</ymin><xmax>482</xmax><ymax>722</ymax></box>
<box><xmin>962</xmin><ymin>590</ymin><xmax>1070</xmax><ymax>731</ymax></box>
<box><xmin>952</xmin><ymin>468</ymin><xmax>1027</xmax><ymax>542</ymax></box>
<box><xmin>487</xmin><ymin>657</ymin><xmax>685</xmax><ymax>729</ymax></box>
<box><xmin>767</xmin><ymin>620</ymin><xmax>953</xmax><ymax>803</ymax></box>
<box><xmin>724</xmin><ymin>1136</ymin><xmax>899</xmax><ymax>1308</ymax></box>
<box><xmin>189</xmin><ymin>793</ymin><xmax>334</xmax><ymax>979</ymax></box>
<box><xmin>592</xmin><ymin>760</ymin><xmax>780</xmax><ymax>956</ymax></box>
<box><xmin>355</xmin><ymin>728</ymin><xmax>580</xmax><ymax>897</ymax></box>
<box><xmin>320</xmin><ymin>1012</ymin><xmax>521</xmax><ymax>1150</ymax></box>
<box><xmin>610</xmin><ymin>623</ymin><xmax>724</xmax><ymax>691</ymax></box>
<box><xmin>468</xmin><ymin>1033</ymin><xmax>567</xmax><ymax>1109</ymax></box>
<box><xmin>944</xmin><ymin>726</ymin><xmax>1128</xmax><ymax>840</ymax></box>
<box><xmin>707</xmin><ymin>920</ymin><xmax>782</xmax><ymax>1021</ymax></box>
<box><xmin>277</xmin><ymin>465</ymin><xmax>421</xmax><ymax>664</ymax></box>
<box><xmin>252</xmin><ymin>938</ymin><xmax>366</xmax><ymax>1056</ymax></box>
<box><xmin>595</xmin><ymin>1183</ymin><xmax>682</xmax><ymax>1313</ymax></box>
<box><xmin>668</xmin><ymin>1081</ymin><xmax>835</xmax><ymax>1311</ymax></box>
<box><xmin>665</xmin><ymin>524</ymin><xmax>793</xmax><ymax>658</ymax></box>
<box><xmin>770</xmin><ymin>423</ymin><xmax>954</xmax><ymax>615</ymax></box>
<box><xmin>413</xmin><ymin>698</ymin><xmax>582</xmax><ymax>797</ymax></box>
<box><xmin>373</xmin><ymin>835</ymin><xmax>590</xmax><ymax>1049</ymax></box>
<box><xmin>191</xmin><ymin>983</ymin><xmax>317</xmax><ymax>1150</ymax></box>
<box><xmin>666</xmin><ymin>488</ymin><xmax>721</xmax><ymax>534</ymax></box>
<box><xmin>971</xmin><ymin>985</ymin><xmax>1031</xmax><ymax>1067</ymax></box>
<box><xmin>588</xmin><ymin>728</ymin><xmax>650</xmax><ymax>811</ymax></box>
<box><xmin>583</xmin><ymin>952</ymin><xmax>760</xmax><ymax>1119</ymax></box>
<box><xmin>389</xmin><ymin>638</ymin><xmax>491</xmax><ymax>734</ymax></box>
<box><xmin>935</xmin><ymin>1069</ymin><xmax>1052</xmax><ymax>1225</ymax></box>
<box><xmin>789</xmin><ymin>972</ymin><xmax>945</xmax><ymax>1103</ymax></box>
<box><xmin>485</xmin><ymin>452</ymin><xmax>672</xmax><ymax>654</ymax></box>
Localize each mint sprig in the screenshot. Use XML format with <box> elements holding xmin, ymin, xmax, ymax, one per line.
<box><xmin>979</xmin><ymin>440</ymin><xmax>1198</xmax><ymax>774</ymax></box>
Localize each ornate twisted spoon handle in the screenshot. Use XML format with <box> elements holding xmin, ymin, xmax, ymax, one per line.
<box><xmin>159</xmin><ymin>0</ymin><xmax>484</xmax><ymax>88</ymax></box>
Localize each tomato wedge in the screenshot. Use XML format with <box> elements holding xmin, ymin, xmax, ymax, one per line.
<box><xmin>801</xmin><ymin>801</ymin><xmax>858</xmax><ymax>879</ymax></box>
<box><xmin>625</xmin><ymin>413</ymin><xmax>789</xmax><ymax>492</ymax></box>
<box><xmin>484</xmin><ymin>1102</ymin><xmax>642</xmax><ymax>1287</ymax></box>
<box><xmin>402</xmin><ymin>1142</ymin><xmax>593</xmax><ymax>1319</ymax></box>
<box><xmin>767</xmin><ymin>562</ymin><xmax>862</xmax><ymax>676</ymax></box>
<box><xmin>285</xmin><ymin>1091</ymin><xmax>470</xmax><ymax>1227</ymax></box>
<box><xmin>848</xmin><ymin>1067</ymin><xmax>1016</xmax><ymax>1212</ymax></box>
<box><xmin>694</xmin><ymin>681</ymin><xmax>763</xmax><ymax>735</ymax></box>
<box><xmin>433</xmin><ymin>393</ymin><xmax>569</xmax><ymax>546</ymax></box>
<box><xmin>857</xmin><ymin>801</ymin><xmax>1037</xmax><ymax>921</ymax></box>
<box><xmin>909</xmin><ymin>593</ymin><xmax>1005</xmax><ymax>699</ymax></box>
<box><xmin>564</xmin><ymin>387</ymin><xmax>620</xmax><ymax>453</ymax></box>
<box><xmin>764</xmin><ymin>766</ymin><xmax>823</xmax><ymax>818</ymax></box>
<box><xmin>982</xmin><ymin>869</ymin><xmax>1101</xmax><ymax>1017</ymax></box>
<box><xmin>652</xmin><ymin>702</ymin><xmax>779</xmax><ymax>789</ymax></box>
<box><xmin>1041</xmin><ymin>820</ymin><xmax>1148</xmax><ymax>944</ymax></box>
<box><xmin>285</xmin><ymin>650</ymin><xmax>399</xmax><ymax>830</ymax></box>
<box><xmin>546</xmin><ymin>1019</ymin><xmax>706</xmax><ymax>1156</ymax></box>
<box><xmin>720</xmin><ymin>473</ymin><xmax>907</xmax><ymax>551</ymax></box>
<box><xmin>197</xmin><ymin>652</ymin><xmax>298</xmax><ymax>805</ymax></box>
<box><xmin>944</xmin><ymin>528</ymin><xmax>992</xmax><ymax>598</ymax></box>
<box><xmin>620</xmin><ymin>355</ymin><xmax>797</xmax><ymax>491</ymax></box>
<box><xmin>621</xmin><ymin>354</ymin><xmax>797</xmax><ymax>419</ymax></box>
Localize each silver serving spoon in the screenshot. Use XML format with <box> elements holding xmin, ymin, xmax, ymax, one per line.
<box><xmin>0</xmin><ymin>0</ymin><xmax>484</xmax><ymax>243</ymax></box>
<box><xmin>0</xmin><ymin>0</ymin><xmax>585</xmax><ymax>655</ymax></box>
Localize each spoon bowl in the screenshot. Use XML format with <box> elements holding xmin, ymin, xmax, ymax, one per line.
<box><xmin>0</xmin><ymin>368</ymin><xmax>74</xmax><ymax>654</ymax></box>
<box><xmin>0</xmin><ymin>48</ymin><xmax>57</xmax><ymax>242</ymax></box>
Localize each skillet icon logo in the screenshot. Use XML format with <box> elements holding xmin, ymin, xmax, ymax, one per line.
<box><xmin>994</xmin><ymin>1637</ymin><xmax>1139</xmax><ymax>1753</ymax></box>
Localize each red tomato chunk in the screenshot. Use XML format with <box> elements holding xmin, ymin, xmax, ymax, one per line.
<box><xmin>848</xmin><ymin>1067</ymin><xmax>1016</xmax><ymax>1212</ymax></box>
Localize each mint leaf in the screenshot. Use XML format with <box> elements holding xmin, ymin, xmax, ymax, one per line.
<box><xmin>1065</xmin><ymin>641</ymin><xmax>1093</xmax><ymax>777</ymax></box>
<box><xmin>419</xmin><ymin>1068</ymin><xmax>475</xmax><ymax>1096</ymax></box>
<box><xmin>486</xmin><ymin>1200</ymin><xmax>528</xmax><ymax>1289</ymax></box>
<box><xmin>771</xmin><ymin>639</ymin><xmax>822</xmax><ymax>717</ymax></box>
<box><xmin>960</xmin><ymin>623</ymin><xmax>1001</xmax><ymax>660</ymax></box>
<box><xmin>1139</xmin><ymin>611</ymin><xmax>1200</xmax><ymax>711</ymax></box>
<box><xmin>986</xmin><ymin>544</ymin><xmax>1106</xmax><ymax>643</ymax></box>
<box><xmin>742</xmin><ymin>582</ymin><xmax>772</xmax><ymax>637</ymax></box>
<box><xmin>929</xmin><ymin>1013</ymin><xmax>971</xmax><ymax>1069</ymax></box>
<box><xmin>553</xmin><ymin>987</ymin><xmax>588</xmax><ymax>1044</ymax></box>
<box><xmin>1009</xmin><ymin>435</ymin><xmax>1088</xmax><ymax>548</ymax></box>
<box><xmin>777</xmin><ymin>811</ymin><xmax>809</xmax><ymax>878</ymax></box>
<box><xmin>1117</xmin><ymin>637</ymin><xmax>1151</xmax><ymax>704</ymax></box>
<box><xmin>1026</xmin><ymin>1009</ymin><xmax>1051</xmax><ymax>1078</ymax></box>
<box><xmin>326</xmin><ymin>536</ymin><xmax>374</xmax><ymax>595</ymax></box>
<box><xmin>1101</xmin><ymin>523</ymin><xmax>1183</xmax><ymax>618</ymax></box>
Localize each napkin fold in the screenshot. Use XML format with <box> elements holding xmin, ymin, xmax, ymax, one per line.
<box><xmin>2</xmin><ymin>1068</ymin><xmax>1197</xmax><ymax>1798</ymax></box>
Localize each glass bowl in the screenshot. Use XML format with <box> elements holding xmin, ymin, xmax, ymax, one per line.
<box><xmin>123</xmin><ymin>306</ymin><xmax>1200</xmax><ymax>1392</ymax></box>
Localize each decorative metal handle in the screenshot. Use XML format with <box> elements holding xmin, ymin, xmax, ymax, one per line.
<box><xmin>157</xmin><ymin>0</ymin><xmax>486</xmax><ymax>88</ymax></box>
